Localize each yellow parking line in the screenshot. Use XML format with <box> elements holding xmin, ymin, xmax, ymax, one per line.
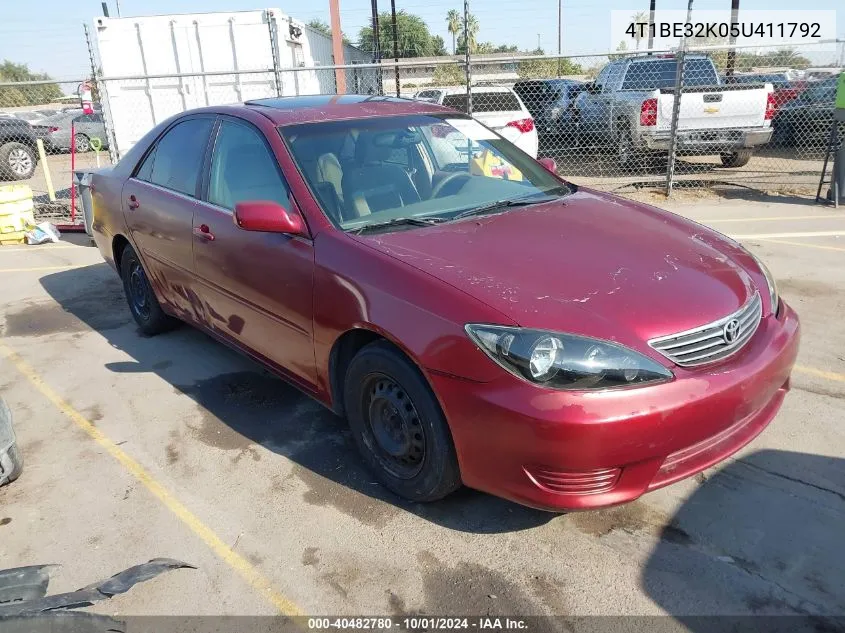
<box><xmin>753</xmin><ymin>238</ymin><xmax>845</xmax><ymax>253</ymax></box>
<box><xmin>795</xmin><ymin>365</ymin><xmax>845</xmax><ymax>384</ymax></box>
<box><xmin>0</xmin><ymin>266</ymin><xmax>87</xmax><ymax>273</ymax></box>
<box><xmin>0</xmin><ymin>342</ymin><xmax>304</xmax><ymax>616</ymax></box>
<box><xmin>731</xmin><ymin>230</ymin><xmax>845</xmax><ymax>239</ymax></box>
<box><xmin>0</xmin><ymin>245</ymin><xmax>79</xmax><ymax>253</ymax></box>
<box><xmin>702</xmin><ymin>215</ymin><xmax>845</xmax><ymax>224</ymax></box>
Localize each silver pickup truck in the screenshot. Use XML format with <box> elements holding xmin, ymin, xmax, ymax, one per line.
<box><xmin>575</xmin><ymin>55</ymin><xmax>775</xmax><ymax>169</ymax></box>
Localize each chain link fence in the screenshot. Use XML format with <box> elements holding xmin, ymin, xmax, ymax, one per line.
<box><xmin>2</xmin><ymin>38</ymin><xmax>842</xmax><ymax>219</ymax></box>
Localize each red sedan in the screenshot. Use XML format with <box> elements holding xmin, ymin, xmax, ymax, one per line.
<box><xmin>91</xmin><ymin>96</ymin><xmax>799</xmax><ymax>511</ymax></box>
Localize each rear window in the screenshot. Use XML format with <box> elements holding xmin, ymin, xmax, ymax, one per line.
<box><xmin>442</xmin><ymin>92</ymin><xmax>522</xmax><ymax>113</ymax></box>
<box><xmin>621</xmin><ymin>58</ymin><xmax>718</xmax><ymax>90</ymax></box>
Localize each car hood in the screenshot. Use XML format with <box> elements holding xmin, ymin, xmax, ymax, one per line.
<box><xmin>358</xmin><ymin>190</ymin><xmax>756</xmax><ymax>347</ymax></box>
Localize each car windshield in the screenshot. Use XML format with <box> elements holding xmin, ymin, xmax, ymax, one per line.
<box><xmin>282</xmin><ymin>114</ymin><xmax>570</xmax><ymax>232</ymax></box>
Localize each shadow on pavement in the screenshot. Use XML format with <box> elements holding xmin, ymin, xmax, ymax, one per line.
<box><xmin>36</xmin><ymin>263</ymin><xmax>553</xmax><ymax>535</ymax></box>
<box><xmin>642</xmin><ymin>449</ymin><xmax>845</xmax><ymax>629</ymax></box>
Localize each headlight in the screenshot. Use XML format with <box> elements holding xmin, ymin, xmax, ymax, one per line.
<box><xmin>751</xmin><ymin>254</ymin><xmax>779</xmax><ymax>315</ymax></box>
<box><xmin>465</xmin><ymin>325</ymin><xmax>673</xmax><ymax>390</ymax></box>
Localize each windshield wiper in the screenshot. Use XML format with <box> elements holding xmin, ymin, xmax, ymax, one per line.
<box><xmin>451</xmin><ymin>194</ymin><xmax>561</xmax><ymax>222</ymax></box>
<box><xmin>349</xmin><ymin>216</ymin><xmax>446</xmax><ymax>235</ymax></box>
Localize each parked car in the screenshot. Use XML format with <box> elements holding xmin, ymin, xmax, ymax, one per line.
<box><xmin>0</xmin><ymin>118</ymin><xmax>42</xmax><ymax>180</ymax></box>
<box><xmin>91</xmin><ymin>96</ymin><xmax>798</xmax><ymax>511</ymax></box>
<box><xmin>0</xmin><ymin>398</ymin><xmax>23</xmax><ymax>487</ymax></box>
<box><xmin>513</xmin><ymin>79</ymin><xmax>584</xmax><ymax>145</ymax></box>
<box><xmin>722</xmin><ymin>72</ymin><xmax>805</xmax><ymax>112</ymax></box>
<box><xmin>412</xmin><ymin>89</ymin><xmax>447</xmax><ymax>103</ymax></box>
<box><xmin>576</xmin><ymin>55</ymin><xmax>775</xmax><ymax>169</ymax></box>
<box><xmin>771</xmin><ymin>76</ymin><xmax>839</xmax><ymax>147</ymax></box>
<box><xmin>32</xmin><ymin>110</ymin><xmax>108</xmax><ymax>153</ymax></box>
<box><xmin>436</xmin><ymin>87</ymin><xmax>539</xmax><ymax>158</ymax></box>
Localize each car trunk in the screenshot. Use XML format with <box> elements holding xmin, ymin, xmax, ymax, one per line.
<box><xmin>656</xmin><ymin>85</ymin><xmax>770</xmax><ymax>131</ymax></box>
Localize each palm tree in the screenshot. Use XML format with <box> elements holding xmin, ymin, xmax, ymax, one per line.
<box><xmin>446</xmin><ymin>9</ymin><xmax>461</xmax><ymax>55</ymax></box>
<box><xmin>631</xmin><ymin>11</ymin><xmax>649</xmax><ymax>49</ymax></box>
<box><xmin>463</xmin><ymin>13</ymin><xmax>479</xmax><ymax>54</ymax></box>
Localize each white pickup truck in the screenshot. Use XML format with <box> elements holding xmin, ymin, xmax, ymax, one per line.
<box><xmin>576</xmin><ymin>55</ymin><xmax>775</xmax><ymax>169</ymax></box>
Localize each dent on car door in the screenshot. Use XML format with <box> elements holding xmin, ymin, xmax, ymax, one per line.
<box><xmin>192</xmin><ymin>117</ymin><xmax>317</xmax><ymax>387</ymax></box>
<box><xmin>122</xmin><ymin>116</ymin><xmax>214</xmax><ymax>321</ymax></box>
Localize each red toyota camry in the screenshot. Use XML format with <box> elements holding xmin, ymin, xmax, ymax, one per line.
<box><xmin>91</xmin><ymin>95</ymin><xmax>799</xmax><ymax>511</ymax></box>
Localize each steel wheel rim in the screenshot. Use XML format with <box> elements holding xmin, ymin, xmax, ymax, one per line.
<box><xmin>8</xmin><ymin>149</ymin><xmax>32</xmax><ymax>176</ymax></box>
<box><xmin>363</xmin><ymin>373</ymin><xmax>425</xmax><ymax>479</ymax></box>
<box><xmin>128</xmin><ymin>261</ymin><xmax>151</xmax><ymax>321</ymax></box>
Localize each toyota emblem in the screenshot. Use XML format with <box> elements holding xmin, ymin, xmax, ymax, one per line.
<box><xmin>723</xmin><ymin>319</ymin><xmax>741</xmax><ymax>344</ymax></box>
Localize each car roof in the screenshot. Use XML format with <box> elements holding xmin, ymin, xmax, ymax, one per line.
<box><xmin>440</xmin><ymin>86</ymin><xmax>515</xmax><ymax>95</ymax></box>
<box><xmin>242</xmin><ymin>94</ymin><xmax>452</xmax><ymax>125</ymax></box>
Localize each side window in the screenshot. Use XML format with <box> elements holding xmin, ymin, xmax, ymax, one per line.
<box><xmin>603</xmin><ymin>62</ymin><xmax>626</xmax><ymax>92</ymax></box>
<box><xmin>208</xmin><ymin>119</ymin><xmax>289</xmax><ymax>211</ymax></box>
<box><xmin>147</xmin><ymin>118</ymin><xmax>213</xmax><ymax>197</ymax></box>
<box><xmin>135</xmin><ymin>147</ymin><xmax>156</xmax><ymax>182</ymax></box>
<box><xmin>593</xmin><ymin>65</ymin><xmax>612</xmax><ymax>91</ymax></box>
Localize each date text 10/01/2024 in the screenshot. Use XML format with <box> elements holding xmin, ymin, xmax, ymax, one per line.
<box><xmin>625</xmin><ymin>21</ymin><xmax>821</xmax><ymax>39</ymax></box>
<box><xmin>307</xmin><ymin>617</ymin><xmax>529</xmax><ymax>630</ymax></box>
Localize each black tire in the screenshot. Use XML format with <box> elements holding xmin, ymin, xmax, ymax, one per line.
<box><xmin>720</xmin><ymin>149</ymin><xmax>753</xmax><ymax>168</ymax></box>
<box><xmin>343</xmin><ymin>341</ymin><xmax>461</xmax><ymax>502</ymax></box>
<box><xmin>74</xmin><ymin>133</ymin><xmax>90</xmax><ymax>153</ymax></box>
<box><xmin>615</xmin><ymin>123</ymin><xmax>650</xmax><ymax>172</ymax></box>
<box><xmin>0</xmin><ymin>142</ymin><xmax>36</xmax><ymax>181</ymax></box>
<box><xmin>120</xmin><ymin>245</ymin><xmax>178</xmax><ymax>335</ymax></box>
<box><xmin>3</xmin><ymin>444</ymin><xmax>23</xmax><ymax>484</ymax></box>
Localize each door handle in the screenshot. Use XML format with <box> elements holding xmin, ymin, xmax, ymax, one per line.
<box><xmin>127</xmin><ymin>195</ymin><xmax>140</xmax><ymax>210</ymax></box>
<box><xmin>193</xmin><ymin>224</ymin><xmax>215</xmax><ymax>241</ymax></box>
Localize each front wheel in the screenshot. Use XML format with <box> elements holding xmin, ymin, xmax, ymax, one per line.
<box><xmin>343</xmin><ymin>341</ymin><xmax>461</xmax><ymax>502</ymax></box>
<box><xmin>720</xmin><ymin>149</ymin><xmax>753</xmax><ymax>168</ymax></box>
<box><xmin>120</xmin><ymin>245</ymin><xmax>178</xmax><ymax>335</ymax></box>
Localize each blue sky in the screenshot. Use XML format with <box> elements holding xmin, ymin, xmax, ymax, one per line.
<box><xmin>1</xmin><ymin>0</ymin><xmax>843</xmax><ymax>79</ymax></box>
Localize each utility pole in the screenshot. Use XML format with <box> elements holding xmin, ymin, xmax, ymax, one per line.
<box><xmin>647</xmin><ymin>0</ymin><xmax>656</xmax><ymax>52</ymax></box>
<box><xmin>464</xmin><ymin>0</ymin><xmax>472</xmax><ymax>116</ymax></box>
<box><xmin>329</xmin><ymin>0</ymin><xmax>346</xmax><ymax>93</ymax></box>
<box><xmin>557</xmin><ymin>0</ymin><xmax>562</xmax><ymax>76</ymax></box>
<box><xmin>725</xmin><ymin>0</ymin><xmax>739</xmax><ymax>76</ymax></box>
<box><xmin>537</xmin><ymin>33</ymin><xmax>541</xmax><ymax>51</ymax></box>
<box><xmin>369</xmin><ymin>0</ymin><xmax>382</xmax><ymax>94</ymax></box>
<box><xmin>390</xmin><ymin>0</ymin><xmax>400</xmax><ymax>97</ymax></box>
<box><xmin>115</xmin><ymin>0</ymin><xmax>121</xmax><ymax>17</ymax></box>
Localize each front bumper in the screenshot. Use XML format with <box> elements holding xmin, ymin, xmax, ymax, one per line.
<box><xmin>641</xmin><ymin>127</ymin><xmax>773</xmax><ymax>152</ymax></box>
<box><xmin>431</xmin><ymin>302</ymin><xmax>799</xmax><ymax>511</ymax></box>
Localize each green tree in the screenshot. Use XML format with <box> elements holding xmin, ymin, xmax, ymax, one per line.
<box><xmin>608</xmin><ymin>40</ymin><xmax>629</xmax><ymax>61</ymax></box>
<box><xmin>0</xmin><ymin>60</ymin><xmax>63</xmax><ymax>106</ymax></box>
<box><xmin>358</xmin><ymin>11</ymin><xmax>441</xmax><ymax>58</ymax></box>
<box><xmin>446</xmin><ymin>9</ymin><xmax>462</xmax><ymax>55</ymax></box>
<box><xmin>517</xmin><ymin>52</ymin><xmax>583</xmax><ymax>79</ymax></box>
<box><xmin>432</xmin><ymin>63</ymin><xmax>466</xmax><ymax>85</ymax></box>
<box><xmin>631</xmin><ymin>11</ymin><xmax>649</xmax><ymax>49</ymax></box>
<box><xmin>307</xmin><ymin>18</ymin><xmax>350</xmax><ymax>46</ymax></box>
<box><xmin>431</xmin><ymin>35</ymin><xmax>448</xmax><ymax>56</ymax></box>
<box><xmin>457</xmin><ymin>13</ymin><xmax>480</xmax><ymax>54</ymax></box>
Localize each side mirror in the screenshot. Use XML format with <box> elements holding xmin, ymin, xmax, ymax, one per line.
<box><xmin>233</xmin><ymin>200</ymin><xmax>305</xmax><ymax>235</ymax></box>
<box><xmin>538</xmin><ymin>157</ymin><xmax>557</xmax><ymax>174</ymax></box>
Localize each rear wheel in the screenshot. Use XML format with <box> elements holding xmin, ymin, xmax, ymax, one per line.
<box><xmin>120</xmin><ymin>245</ymin><xmax>178</xmax><ymax>335</ymax></box>
<box><xmin>74</xmin><ymin>133</ymin><xmax>90</xmax><ymax>153</ymax></box>
<box><xmin>615</xmin><ymin>123</ymin><xmax>651</xmax><ymax>172</ymax></box>
<box><xmin>343</xmin><ymin>341</ymin><xmax>461</xmax><ymax>502</ymax></box>
<box><xmin>720</xmin><ymin>149</ymin><xmax>753</xmax><ymax>168</ymax></box>
<box><xmin>2</xmin><ymin>444</ymin><xmax>23</xmax><ymax>484</ymax></box>
<box><xmin>0</xmin><ymin>142</ymin><xmax>36</xmax><ymax>180</ymax></box>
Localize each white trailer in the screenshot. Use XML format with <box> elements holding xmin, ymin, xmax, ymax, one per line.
<box><xmin>94</xmin><ymin>9</ymin><xmax>321</xmax><ymax>158</ymax></box>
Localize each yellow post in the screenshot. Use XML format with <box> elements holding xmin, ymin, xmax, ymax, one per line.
<box><xmin>36</xmin><ymin>140</ymin><xmax>55</xmax><ymax>202</ymax></box>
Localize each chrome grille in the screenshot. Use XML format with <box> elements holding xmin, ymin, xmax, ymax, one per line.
<box><xmin>648</xmin><ymin>293</ymin><xmax>762</xmax><ymax>367</ymax></box>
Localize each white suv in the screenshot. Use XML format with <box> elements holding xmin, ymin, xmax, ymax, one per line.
<box><xmin>435</xmin><ymin>87</ymin><xmax>538</xmax><ymax>158</ymax></box>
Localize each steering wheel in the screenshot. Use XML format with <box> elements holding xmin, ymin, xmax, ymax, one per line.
<box><xmin>431</xmin><ymin>172</ymin><xmax>472</xmax><ymax>199</ymax></box>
